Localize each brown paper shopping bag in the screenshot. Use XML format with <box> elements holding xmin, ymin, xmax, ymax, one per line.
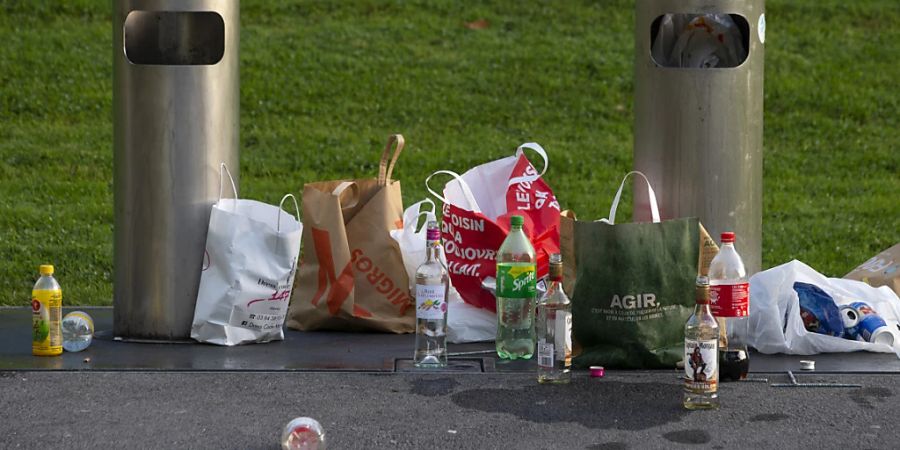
<box><xmin>286</xmin><ymin>135</ymin><xmax>414</xmax><ymax>333</ymax></box>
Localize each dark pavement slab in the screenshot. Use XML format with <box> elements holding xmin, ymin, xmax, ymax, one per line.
<box><xmin>1</xmin><ymin>371</ymin><xmax>898</xmax><ymax>449</ymax></box>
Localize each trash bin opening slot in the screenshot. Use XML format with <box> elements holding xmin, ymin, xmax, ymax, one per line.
<box><xmin>124</xmin><ymin>11</ymin><xmax>225</xmax><ymax>65</ymax></box>
<box><xmin>650</xmin><ymin>13</ymin><xmax>750</xmax><ymax>69</ymax></box>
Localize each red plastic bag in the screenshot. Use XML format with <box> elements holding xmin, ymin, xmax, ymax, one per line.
<box><xmin>427</xmin><ymin>143</ymin><xmax>560</xmax><ymax>312</ymax></box>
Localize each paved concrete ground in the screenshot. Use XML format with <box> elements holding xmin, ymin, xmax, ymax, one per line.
<box><xmin>2</xmin><ymin>371</ymin><xmax>898</xmax><ymax>449</ymax></box>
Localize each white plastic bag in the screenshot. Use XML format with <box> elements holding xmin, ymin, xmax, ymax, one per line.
<box><xmin>749</xmin><ymin>260</ymin><xmax>900</xmax><ymax>356</ymax></box>
<box><xmin>191</xmin><ymin>165</ymin><xmax>303</xmax><ymax>346</ymax></box>
<box><xmin>390</xmin><ymin>199</ymin><xmax>496</xmax><ymax>343</ymax></box>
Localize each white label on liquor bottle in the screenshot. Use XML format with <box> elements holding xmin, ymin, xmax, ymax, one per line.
<box><xmin>684</xmin><ymin>338</ymin><xmax>718</xmax><ymax>392</ymax></box>
<box><xmin>555</xmin><ymin>311</ymin><xmax>572</xmax><ymax>361</ymax></box>
<box><xmin>416</xmin><ymin>284</ymin><xmax>446</xmax><ymax>320</ymax></box>
<box><xmin>538</xmin><ymin>339</ymin><xmax>554</xmax><ymax>368</ymax></box>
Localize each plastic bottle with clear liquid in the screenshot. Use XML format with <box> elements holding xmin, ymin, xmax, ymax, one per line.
<box><xmin>32</xmin><ymin>264</ymin><xmax>62</xmax><ymax>356</ymax></box>
<box><xmin>708</xmin><ymin>232</ymin><xmax>750</xmax><ymax>381</ymax></box>
<box><xmin>413</xmin><ymin>221</ymin><xmax>449</xmax><ymax>367</ymax></box>
<box><xmin>62</xmin><ymin>311</ymin><xmax>94</xmax><ymax>352</ymax></box>
<box><xmin>495</xmin><ymin>215</ymin><xmax>537</xmax><ymax>360</ymax></box>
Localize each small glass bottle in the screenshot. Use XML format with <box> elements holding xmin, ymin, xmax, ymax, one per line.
<box><xmin>537</xmin><ymin>253</ymin><xmax>572</xmax><ymax>384</ymax></box>
<box><xmin>495</xmin><ymin>215</ymin><xmax>537</xmax><ymax>360</ymax></box>
<box><xmin>413</xmin><ymin>221</ymin><xmax>449</xmax><ymax>367</ymax></box>
<box><xmin>32</xmin><ymin>264</ymin><xmax>62</xmax><ymax>356</ymax></box>
<box><xmin>683</xmin><ymin>276</ymin><xmax>720</xmax><ymax>410</ymax></box>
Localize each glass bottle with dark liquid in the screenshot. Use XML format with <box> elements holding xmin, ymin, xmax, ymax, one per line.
<box><xmin>709</xmin><ymin>232</ymin><xmax>750</xmax><ymax>381</ymax></box>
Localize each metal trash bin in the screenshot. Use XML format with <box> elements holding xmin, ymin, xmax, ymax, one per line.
<box><xmin>113</xmin><ymin>0</ymin><xmax>240</xmax><ymax>340</ymax></box>
<box><xmin>634</xmin><ymin>0</ymin><xmax>764</xmax><ymax>275</ymax></box>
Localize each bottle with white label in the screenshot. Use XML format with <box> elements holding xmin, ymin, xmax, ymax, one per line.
<box><xmin>708</xmin><ymin>231</ymin><xmax>750</xmax><ymax>381</ymax></box>
<box><xmin>684</xmin><ymin>276</ymin><xmax>719</xmax><ymax>410</ymax></box>
<box><xmin>413</xmin><ymin>221</ymin><xmax>449</xmax><ymax>367</ymax></box>
<box><xmin>537</xmin><ymin>253</ymin><xmax>571</xmax><ymax>384</ymax></box>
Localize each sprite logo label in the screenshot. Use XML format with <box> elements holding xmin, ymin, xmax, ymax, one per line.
<box><xmin>496</xmin><ymin>263</ymin><xmax>536</xmax><ymax>298</ymax></box>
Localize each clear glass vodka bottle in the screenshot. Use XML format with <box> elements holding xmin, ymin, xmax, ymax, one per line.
<box><xmin>684</xmin><ymin>276</ymin><xmax>720</xmax><ymax>410</ymax></box>
<box><xmin>413</xmin><ymin>221</ymin><xmax>449</xmax><ymax>367</ymax></box>
<box><xmin>537</xmin><ymin>253</ymin><xmax>572</xmax><ymax>383</ymax></box>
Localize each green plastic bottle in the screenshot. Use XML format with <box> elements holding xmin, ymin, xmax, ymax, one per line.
<box><xmin>495</xmin><ymin>215</ymin><xmax>537</xmax><ymax>360</ymax></box>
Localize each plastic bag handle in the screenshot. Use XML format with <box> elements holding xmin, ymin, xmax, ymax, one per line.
<box><xmin>507</xmin><ymin>142</ymin><xmax>549</xmax><ymax>187</ymax></box>
<box><xmin>603</xmin><ymin>171</ymin><xmax>661</xmax><ymax>224</ymax></box>
<box><xmin>332</xmin><ymin>181</ymin><xmax>360</xmax><ymax>210</ymax></box>
<box><xmin>425</xmin><ymin>170</ymin><xmax>482</xmax><ymax>214</ymax></box>
<box><xmin>378</xmin><ymin>134</ymin><xmax>404</xmax><ymax>186</ymax></box>
<box><xmin>414</xmin><ymin>198</ymin><xmax>437</xmax><ymax>233</ymax></box>
<box><xmin>218</xmin><ymin>163</ymin><xmax>238</xmax><ymax>201</ymax></box>
<box><xmin>276</xmin><ymin>193</ymin><xmax>301</xmax><ymax>233</ymax></box>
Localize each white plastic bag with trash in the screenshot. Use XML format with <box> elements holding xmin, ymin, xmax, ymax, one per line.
<box><xmin>390</xmin><ymin>199</ymin><xmax>496</xmax><ymax>343</ymax></box>
<box><xmin>191</xmin><ymin>165</ymin><xmax>303</xmax><ymax>346</ymax></box>
<box><xmin>749</xmin><ymin>260</ymin><xmax>900</xmax><ymax>356</ymax></box>
<box><xmin>651</xmin><ymin>13</ymin><xmax>747</xmax><ymax>68</ymax></box>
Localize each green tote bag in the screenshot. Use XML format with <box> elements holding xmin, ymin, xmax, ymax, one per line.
<box><xmin>563</xmin><ymin>172</ymin><xmax>699</xmax><ymax>369</ymax></box>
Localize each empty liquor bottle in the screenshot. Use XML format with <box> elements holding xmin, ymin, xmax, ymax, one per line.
<box><xmin>709</xmin><ymin>232</ymin><xmax>750</xmax><ymax>381</ymax></box>
<box><xmin>495</xmin><ymin>215</ymin><xmax>537</xmax><ymax>360</ymax></box>
<box><xmin>413</xmin><ymin>221</ymin><xmax>449</xmax><ymax>367</ymax></box>
<box><xmin>684</xmin><ymin>276</ymin><xmax>719</xmax><ymax>410</ymax></box>
<box><xmin>32</xmin><ymin>265</ymin><xmax>62</xmax><ymax>356</ymax></box>
<box><xmin>537</xmin><ymin>253</ymin><xmax>572</xmax><ymax>384</ymax></box>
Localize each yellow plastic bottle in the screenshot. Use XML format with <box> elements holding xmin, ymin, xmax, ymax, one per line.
<box><xmin>32</xmin><ymin>264</ymin><xmax>62</xmax><ymax>356</ymax></box>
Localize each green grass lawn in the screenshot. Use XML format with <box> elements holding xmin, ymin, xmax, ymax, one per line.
<box><xmin>0</xmin><ymin>0</ymin><xmax>897</xmax><ymax>306</ymax></box>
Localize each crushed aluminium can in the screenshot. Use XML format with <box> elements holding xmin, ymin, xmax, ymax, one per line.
<box><xmin>841</xmin><ymin>301</ymin><xmax>895</xmax><ymax>346</ymax></box>
<box><xmin>793</xmin><ymin>282</ymin><xmax>844</xmax><ymax>337</ymax></box>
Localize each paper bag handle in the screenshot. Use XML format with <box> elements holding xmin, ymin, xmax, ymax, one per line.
<box><xmin>604</xmin><ymin>171</ymin><xmax>661</xmax><ymax>224</ymax></box>
<box><xmin>332</xmin><ymin>181</ymin><xmax>360</xmax><ymax>210</ymax></box>
<box><xmin>425</xmin><ymin>170</ymin><xmax>482</xmax><ymax>214</ymax></box>
<box><xmin>507</xmin><ymin>142</ymin><xmax>549</xmax><ymax>187</ymax></box>
<box><xmin>218</xmin><ymin>163</ymin><xmax>238</xmax><ymax>201</ymax></box>
<box><xmin>276</xmin><ymin>193</ymin><xmax>301</xmax><ymax>233</ymax></box>
<box><xmin>378</xmin><ymin>134</ymin><xmax>404</xmax><ymax>186</ymax></box>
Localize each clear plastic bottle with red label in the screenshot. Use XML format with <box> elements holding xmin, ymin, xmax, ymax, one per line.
<box><xmin>708</xmin><ymin>232</ymin><xmax>750</xmax><ymax>381</ymax></box>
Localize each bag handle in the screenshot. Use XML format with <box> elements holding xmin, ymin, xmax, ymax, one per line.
<box><xmin>332</xmin><ymin>181</ymin><xmax>360</xmax><ymax>210</ymax></box>
<box><xmin>378</xmin><ymin>134</ymin><xmax>404</xmax><ymax>186</ymax></box>
<box><xmin>425</xmin><ymin>170</ymin><xmax>482</xmax><ymax>214</ymax></box>
<box><xmin>218</xmin><ymin>163</ymin><xmax>238</xmax><ymax>200</ymax></box>
<box><xmin>413</xmin><ymin>198</ymin><xmax>437</xmax><ymax>233</ymax></box>
<box><xmin>507</xmin><ymin>142</ymin><xmax>549</xmax><ymax>187</ymax></box>
<box><xmin>276</xmin><ymin>193</ymin><xmax>301</xmax><ymax>233</ymax></box>
<box><xmin>604</xmin><ymin>171</ymin><xmax>661</xmax><ymax>224</ymax></box>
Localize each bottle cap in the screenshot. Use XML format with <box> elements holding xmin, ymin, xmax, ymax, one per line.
<box><xmin>721</xmin><ymin>232</ymin><xmax>735</xmax><ymax>243</ymax></box>
<box><xmin>800</xmin><ymin>360</ymin><xmax>815</xmax><ymax>371</ymax></box>
<box><xmin>39</xmin><ymin>265</ymin><xmax>54</xmax><ymax>276</ymax></box>
<box><xmin>510</xmin><ymin>215</ymin><xmax>524</xmax><ymax>226</ymax></box>
<box><xmin>549</xmin><ymin>253</ymin><xmax>562</xmax><ymax>264</ymax></box>
<box><xmin>589</xmin><ymin>366</ymin><xmax>605</xmax><ymax>378</ymax></box>
<box><xmin>426</xmin><ymin>221</ymin><xmax>440</xmax><ymax>241</ymax></box>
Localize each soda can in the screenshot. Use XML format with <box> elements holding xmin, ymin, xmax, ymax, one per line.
<box><xmin>846</xmin><ymin>301</ymin><xmax>895</xmax><ymax>346</ymax></box>
<box><xmin>839</xmin><ymin>304</ymin><xmax>861</xmax><ymax>339</ymax></box>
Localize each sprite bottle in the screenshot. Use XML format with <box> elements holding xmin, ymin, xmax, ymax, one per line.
<box><xmin>495</xmin><ymin>215</ymin><xmax>537</xmax><ymax>360</ymax></box>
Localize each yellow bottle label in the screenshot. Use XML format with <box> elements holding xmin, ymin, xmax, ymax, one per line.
<box><xmin>32</xmin><ymin>289</ymin><xmax>62</xmax><ymax>356</ymax></box>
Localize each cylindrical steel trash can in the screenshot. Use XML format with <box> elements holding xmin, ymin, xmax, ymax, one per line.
<box><xmin>634</xmin><ymin>0</ymin><xmax>764</xmax><ymax>275</ymax></box>
<box><xmin>113</xmin><ymin>0</ymin><xmax>239</xmax><ymax>340</ymax></box>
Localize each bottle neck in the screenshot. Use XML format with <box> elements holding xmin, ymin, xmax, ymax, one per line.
<box><xmin>426</xmin><ymin>240</ymin><xmax>441</xmax><ymax>262</ymax></box>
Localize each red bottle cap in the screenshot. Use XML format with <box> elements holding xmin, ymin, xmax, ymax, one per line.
<box><xmin>721</xmin><ymin>232</ymin><xmax>735</xmax><ymax>243</ymax></box>
<box><xmin>589</xmin><ymin>366</ymin><xmax>605</xmax><ymax>378</ymax></box>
